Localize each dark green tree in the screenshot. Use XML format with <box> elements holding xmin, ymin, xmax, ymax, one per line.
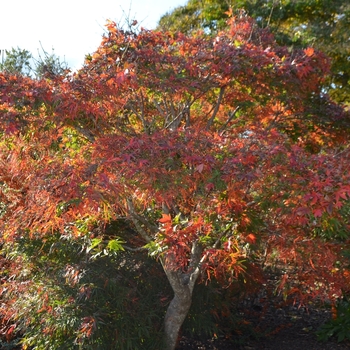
<box><xmin>0</xmin><ymin>46</ymin><xmax>68</xmax><ymax>79</ymax></box>
<box><xmin>157</xmin><ymin>0</ymin><xmax>232</xmax><ymax>33</ymax></box>
<box><xmin>0</xmin><ymin>47</ymin><xmax>33</xmax><ymax>76</ymax></box>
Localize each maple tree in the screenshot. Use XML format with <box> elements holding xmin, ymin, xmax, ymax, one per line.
<box><xmin>0</xmin><ymin>13</ymin><xmax>350</xmax><ymax>349</ymax></box>
<box><xmin>158</xmin><ymin>0</ymin><xmax>350</xmax><ymax>105</ymax></box>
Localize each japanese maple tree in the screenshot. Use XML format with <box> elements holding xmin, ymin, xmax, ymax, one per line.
<box><xmin>1</xmin><ymin>13</ymin><xmax>350</xmax><ymax>350</ymax></box>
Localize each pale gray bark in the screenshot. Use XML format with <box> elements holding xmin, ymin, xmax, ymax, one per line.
<box><xmin>164</xmin><ymin>284</ymin><xmax>192</xmax><ymax>350</ymax></box>
<box><xmin>162</xmin><ymin>241</ymin><xmax>203</xmax><ymax>350</ymax></box>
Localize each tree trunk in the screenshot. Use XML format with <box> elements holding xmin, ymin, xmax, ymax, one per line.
<box><xmin>162</xmin><ymin>241</ymin><xmax>203</xmax><ymax>350</ymax></box>
<box><xmin>164</xmin><ymin>286</ymin><xmax>193</xmax><ymax>350</ymax></box>
<box><xmin>127</xmin><ymin>203</ymin><xmax>204</xmax><ymax>349</ymax></box>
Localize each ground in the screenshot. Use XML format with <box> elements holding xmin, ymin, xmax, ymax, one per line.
<box><xmin>178</xmin><ymin>294</ymin><xmax>350</xmax><ymax>350</ymax></box>
<box><xmin>178</xmin><ymin>265</ymin><xmax>350</xmax><ymax>350</ymax></box>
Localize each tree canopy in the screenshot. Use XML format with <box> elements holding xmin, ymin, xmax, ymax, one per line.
<box><xmin>158</xmin><ymin>0</ymin><xmax>350</xmax><ymax>105</ymax></box>
<box><xmin>0</xmin><ymin>14</ymin><xmax>350</xmax><ymax>350</ymax></box>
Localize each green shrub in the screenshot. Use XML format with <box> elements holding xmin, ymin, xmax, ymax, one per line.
<box><xmin>317</xmin><ymin>295</ymin><xmax>350</xmax><ymax>343</ymax></box>
<box><xmin>1</xmin><ymin>231</ymin><xmax>167</xmax><ymax>350</ymax></box>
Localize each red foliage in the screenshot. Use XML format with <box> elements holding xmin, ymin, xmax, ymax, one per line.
<box><xmin>0</xmin><ymin>14</ymin><xmax>350</xmax><ymax>316</ymax></box>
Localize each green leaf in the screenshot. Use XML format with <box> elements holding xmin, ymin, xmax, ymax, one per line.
<box><xmin>107</xmin><ymin>239</ymin><xmax>125</xmax><ymax>252</ymax></box>
<box><xmin>87</xmin><ymin>238</ymin><xmax>102</xmax><ymax>253</ymax></box>
<box><xmin>337</xmin><ymin>331</ymin><xmax>346</xmax><ymax>342</ymax></box>
<box><xmin>144</xmin><ymin>241</ymin><xmax>165</xmax><ymax>257</ymax></box>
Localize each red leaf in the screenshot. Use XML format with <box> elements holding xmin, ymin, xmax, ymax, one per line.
<box><xmin>195</xmin><ymin>163</ymin><xmax>204</xmax><ymax>173</ymax></box>
<box><xmin>313</xmin><ymin>208</ymin><xmax>323</xmax><ymax>218</ymax></box>
<box><xmin>205</xmin><ymin>182</ymin><xmax>215</xmax><ymax>191</ymax></box>
<box><xmin>6</xmin><ymin>325</ymin><xmax>16</xmax><ymax>340</ymax></box>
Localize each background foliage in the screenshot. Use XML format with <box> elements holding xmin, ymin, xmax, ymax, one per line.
<box><xmin>158</xmin><ymin>0</ymin><xmax>350</xmax><ymax>105</ymax></box>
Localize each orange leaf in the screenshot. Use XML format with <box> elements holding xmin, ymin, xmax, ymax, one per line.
<box><xmin>159</xmin><ymin>213</ymin><xmax>172</xmax><ymax>223</ymax></box>
<box><xmin>246</xmin><ymin>233</ymin><xmax>256</xmax><ymax>244</ymax></box>
<box><xmin>304</xmin><ymin>47</ymin><xmax>314</xmax><ymax>57</ymax></box>
<box><xmin>309</xmin><ymin>258</ymin><xmax>315</xmax><ymax>270</ymax></box>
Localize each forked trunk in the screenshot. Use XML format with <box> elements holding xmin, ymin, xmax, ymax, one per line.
<box><xmin>127</xmin><ymin>202</ymin><xmax>204</xmax><ymax>349</ymax></box>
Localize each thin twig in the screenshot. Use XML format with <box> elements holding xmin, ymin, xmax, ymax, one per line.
<box><xmin>219</xmin><ymin>105</ymin><xmax>240</xmax><ymax>133</ymax></box>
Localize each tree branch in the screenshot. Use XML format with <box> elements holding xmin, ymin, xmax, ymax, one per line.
<box><xmin>126</xmin><ymin>198</ymin><xmax>157</xmax><ymax>242</ymax></box>
<box><xmin>206</xmin><ymin>86</ymin><xmax>226</xmax><ymax>130</ymax></box>
<box><xmin>219</xmin><ymin>105</ymin><xmax>240</xmax><ymax>133</ymax></box>
<box><xmin>74</xmin><ymin>124</ymin><xmax>96</xmax><ymax>143</ymax></box>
